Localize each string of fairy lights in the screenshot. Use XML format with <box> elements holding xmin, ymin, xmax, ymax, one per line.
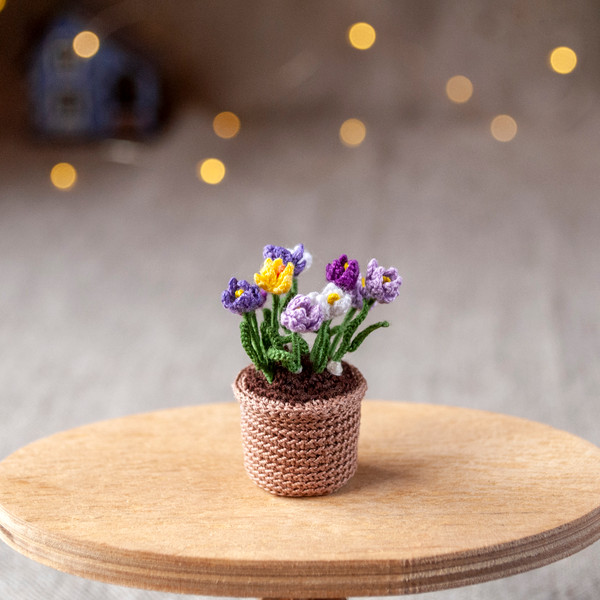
<box><xmin>23</xmin><ymin>17</ymin><xmax>578</xmax><ymax>191</ymax></box>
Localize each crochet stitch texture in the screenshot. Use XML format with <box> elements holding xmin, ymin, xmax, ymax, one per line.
<box><xmin>233</xmin><ymin>362</ymin><xmax>367</xmax><ymax>497</ymax></box>
<box><xmin>221</xmin><ymin>243</ymin><xmax>401</xmax><ymax>381</ymax></box>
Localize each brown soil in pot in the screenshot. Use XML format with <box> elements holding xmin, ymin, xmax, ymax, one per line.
<box><xmin>241</xmin><ymin>359</ymin><xmax>365</xmax><ymax>403</ymax></box>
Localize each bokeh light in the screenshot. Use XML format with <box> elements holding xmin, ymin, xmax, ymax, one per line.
<box><xmin>549</xmin><ymin>46</ymin><xmax>577</xmax><ymax>74</ymax></box>
<box><xmin>0</xmin><ymin>0</ymin><xmax>6</xmax><ymax>14</ymax></box>
<box><xmin>50</xmin><ymin>163</ymin><xmax>77</xmax><ymax>190</ymax></box>
<box><xmin>197</xmin><ymin>159</ymin><xmax>226</xmax><ymax>184</ymax></box>
<box><xmin>490</xmin><ymin>115</ymin><xmax>517</xmax><ymax>142</ymax></box>
<box><xmin>446</xmin><ymin>75</ymin><xmax>473</xmax><ymax>103</ymax></box>
<box><xmin>347</xmin><ymin>23</ymin><xmax>376</xmax><ymax>50</ymax></box>
<box><xmin>213</xmin><ymin>112</ymin><xmax>241</xmax><ymax>139</ymax></box>
<box><xmin>339</xmin><ymin>119</ymin><xmax>366</xmax><ymax>147</ymax></box>
<box><xmin>73</xmin><ymin>31</ymin><xmax>100</xmax><ymax>58</ymax></box>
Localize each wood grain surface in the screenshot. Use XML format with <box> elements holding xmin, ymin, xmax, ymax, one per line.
<box><xmin>1</xmin><ymin>401</ymin><xmax>599</xmax><ymax>597</ymax></box>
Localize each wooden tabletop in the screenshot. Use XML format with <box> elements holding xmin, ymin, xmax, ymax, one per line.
<box><xmin>1</xmin><ymin>401</ymin><xmax>600</xmax><ymax>597</ymax></box>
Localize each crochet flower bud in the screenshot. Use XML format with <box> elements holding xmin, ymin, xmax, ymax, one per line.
<box><xmin>325</xmin><ymin>254</ymin><xmax>360</xmax><ymax>291</ymax></box>
<box><xmin>254</xmin><ymin>258</ymin><xmax>294</xmax><ymax>295</ymax></box>
<box><xmin>280</xmin><ymin>294</ymin><xmax>324</xmax><ymax>332</ymax></box>
<box><xmin>308</xmin><ymin>283</ymin><xmax>352</xmax><ymax>320</ymax></box>
<box><xmin>364</xmin><ymin>259</ymin><xmax>402</xmax><ymax>304</ymax></box>
<box><xmin>221</xmin><ymin>278</ymin><xmax>267</xmax><ymax>314</ymax></box>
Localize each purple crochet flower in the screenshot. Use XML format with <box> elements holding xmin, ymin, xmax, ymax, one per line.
<box><xmin>349</xmin><ymin>275</ymin><xmax>367</xmax><ymax>309</ymax></box>
<box><xmin>325</xmin><ymin>254</ymin><xmax>360</xmax><ymax>292</ymax></box>
<box><xmin>263</xmin><ymin>243</ymin><xmax>312</xmax><ymax>275</ymax></box>
<box><xmin>280</xmin><ymin>294</ymin><xmax>324</xmax><ymax>332</ymax></box>
<box><xmin>364</xmin><ymin>259</ymin><xmax>402</xmax><ymax>304</ymax></box>
<box><xmin>221</xmin><ymin>278</ymin><xmax>267</xmax><ymax>314</ymax></box>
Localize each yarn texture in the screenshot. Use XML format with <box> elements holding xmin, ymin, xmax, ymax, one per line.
<box><xmin>222</xmin><ymin>243</ymin><xmax>401</xmax><ymax>382</ymax></box>
<box><xmin>233</xmin><ymin>361</ymin><xmax>367</xmax><ymax>497</ymax></box>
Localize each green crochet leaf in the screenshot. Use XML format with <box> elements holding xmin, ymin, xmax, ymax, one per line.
<box><xmin>239</xmin><ymin>318</ymin><xmax>258</xmax><ymax>365</ymax></box>
<box><xmin>262</xmin><ymin>367</ymin><xmax>275</xmax><ymax>383</ymax></box>
<box><xmin>311</xmin><ymin>321</ymin><xmax>331</xmax><ymax>373</ymax></box>
<box><xmin>260</xmin><ymin>315</ymin><xmax>273</xmax><ymax>351</ymax></box>
<box><xmin>266</xmin><ymin>346</ymin><xmax>297</xmax><ymax>371</ymax></box>
<box><xmin>347</xmin><ymin>321</ymin><xmax>390</xmax><ymax>353</ymax></box>
<box><xmin>296</xmin><ymin>334</ymin><xmax>310</xmax><ymax>357</ymax></box>
<box><xmin>271</xmin><ymin>294</ymin><xmax>281</xmax><ymax>330</ymax></box>
<box><xmin>263</xmin><ymin>324</ymin><xmax>285</xmax><ymax>351</ymax></box>
<box><xmin>332</xmin><ymin>301</ymin><xmax>371</xmax><ymax>361</ymax></box>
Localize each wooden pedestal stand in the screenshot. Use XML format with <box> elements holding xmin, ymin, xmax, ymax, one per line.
<box><xmin>1</xmin><ymin>401</ymin><xmax>600</xmax><ymax>597</ymax></box>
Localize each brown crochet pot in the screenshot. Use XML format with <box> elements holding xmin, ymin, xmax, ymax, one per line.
<box><xmin>232</xmin><ymin>361</ymin><xmax>367</xmax><ymax>497</ymax></box>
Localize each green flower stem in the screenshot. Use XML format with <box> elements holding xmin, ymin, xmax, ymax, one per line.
<box><xmin>261</xmin><ymin>307</ymin><xmax>272</xmax><ymax>326</ymax></box>
<box><xmin>311</xmin><ymin>320</ymin><xmax>332</xmax><ymax>373</ymax></box>
<box><xmin>239</xmin><ymin>287</ymin><xmax>386</xmax><ymax>379</ymax></box>
<box><xmin>271</xmin><ymin>294</ymin><xmax>281</xmax><ymax>332</ymax></box>
<box><xmin>260</xmin><ymin>310</ymin><xmax>273</xmax><ymax>356</ymax></box>
<box><xmin>332</xmin><ymin>299</ymin><xmax>375</xmax><ymax>362</ymax></box>
<box><xmin>282</xmin><ymin>278</ymin><xmax>298</xmax><ymax>310</ymax></box>
<box><xmin>239</xmin><ymin>317</ymin><xmax>258</xmax><ymax>366</ymax></box>
<box><xmin>296</xmin><ymin>334</ymin><xmax>310</xmax><ymax>357</ymax></box>
<box><xmin>242</xmin><ymin>313</ymin><xmax>266</xmax><ymax>367</ymax></box>
<box><xmin>249</xmin><ymin>311</ymin><xmax>267</xmax><ymax>364</ymax></box>
<box><xmin>328</xmin><ymin>307</ymin><xmax>356</xmax><ymax>360</ymax></box>
<box><xmin>242</xmin><ymin>311</ymin><xmax>274</xmax><ymax>383</ymax></box>
<box><xmin>265</xmin><ymin>332</ymin><xmax>302</xmax><ymax>372</ymax></box>
<box><xmin>291</xmin><ymin>332</ymin><xmax>303</xmax><ymax>372</ymax></box>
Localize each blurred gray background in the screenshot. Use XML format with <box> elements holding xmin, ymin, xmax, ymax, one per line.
<box><xmin>1</xmin><ymin>1</ymin><xmax>599</xmax><ymax>599</ymax></box>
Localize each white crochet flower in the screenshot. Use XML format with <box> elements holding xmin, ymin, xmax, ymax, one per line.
<box><xmin>326</xmin><ymin>360</ymin><xmax>343</xmax><ymax>376</ymax></box>
<box><xmin>307</xmin><ymin>283</ymin><xmax>352</xmax><ymax>320</ymax></box>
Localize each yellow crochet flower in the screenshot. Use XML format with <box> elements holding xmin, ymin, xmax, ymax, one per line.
<box><xmin>254</xmin><ymin>258</ymin><xmax>294</xmax><ymax>295</ymax></box>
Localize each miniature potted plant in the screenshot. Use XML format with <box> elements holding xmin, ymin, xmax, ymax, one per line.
<box><xmin>222</xmin><ymin>244</ymin><xmax>402</xmax><ymax>497</ymax></box>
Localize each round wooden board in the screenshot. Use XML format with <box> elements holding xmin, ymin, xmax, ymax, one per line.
<box><xmin>1</xmin><ymin>401</ymin><xmax>600</xmax><ymax>597</ymax></box>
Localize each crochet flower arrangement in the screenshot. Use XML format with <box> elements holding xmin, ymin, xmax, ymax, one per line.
<box><xmin>222</xmin><ymin>244</ymin><xmax>402</xmax><ymax>383</ymax></box>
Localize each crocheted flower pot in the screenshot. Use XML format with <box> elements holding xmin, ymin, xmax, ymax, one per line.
<box><xmin>233</xmin><ymin>361</ymin><xmax>367</xmax><ymax>497</ymax></box>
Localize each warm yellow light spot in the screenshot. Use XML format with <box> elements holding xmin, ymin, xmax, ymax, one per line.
<box><xmin>347</xmin><ymin>22</ymin><xmax>376</xmax><ymax>50</ymax></box>
<box><xmin>213</xmin><ymin>111</ymin><xmax>241</xmax><ymax>139</ymax></box>
<box><xmin>344</xmin><ymin>262</ymin><xmax>349</xmax><ymax>270</ymax></box>
<box><xmin>235</xmin><ymin>289</ymin><xmax>244</xmax><ymax>298</ymax></box>
<box><xmin>50</xmin><ymin>162</ymin><xmax>77</xmax><ymax>190</ymax></box>
<box><xmin>0</xmin><ymin>0</ymin><xmax>6</xmax><ymax>14</ymax></box>
<box><xmin>490</xmin><ymin>115</ymin><xmax>517</xmax><ymax>142</ymax></box>
<box><xmin>327</xmin><ymin>293</ymin><xmax>341</xmax><ymax>305</ymax></box>
<box><xmin>445</xmin><ymin>75</ymin><xmax>473</xmax><ymax>103</ymax></box>
<box><xmin>549</xmin><ymin>46</ymin><xmax>577</xmax><ymax>74</ymax></box>
<box><xmin>361</xmin><ymin>277</ymin><xmax>365</xmax><ymax>288</ymax></box>
<box><xmin>339</xmin><ymin>118</ymin><xmax>366</xmax><ymax>147</ymax></box>
<box><xmin>383</xmin><ymin>276</ymin><xmax>391</xmax><ymax>283</ymax></box>
<box><xmin>73</xmin><ymin>31</ymin><xmax>100</xmax><ymax>58</ymax></box>
<box><xmin>197</xmin><ymin>158</ymin><xmax>226</xmax><ymax>184</ymax></box>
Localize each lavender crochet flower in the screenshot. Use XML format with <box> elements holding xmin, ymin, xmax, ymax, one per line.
<box><xmin>221</xmin><ymin>278</ymin><xmax>267</xmax><ymax>314</ymax></box>
<box><xmin>280</xmin><ymin>294</ymin><xmax>324</xmax><ymax>332</ymax></box>
<box><xmin>263</xmin><ymin>243</ymin><xmax>312</xmax><ymax>275</ymax></box>
<box><xmin>325</xmin><ymin>254</ymin><xmax>360</xmax><ymax>291</ymax></box>
<box><xmin>364</xmin><ymin>259</ymin><xmax>402</xmax><ymax>304</ymax></box>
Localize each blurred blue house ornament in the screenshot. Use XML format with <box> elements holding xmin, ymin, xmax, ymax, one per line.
<box><xmin>29</xmin><ymin>11</ymin><xmax>161</xmax><ymax>139</ymax></box>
